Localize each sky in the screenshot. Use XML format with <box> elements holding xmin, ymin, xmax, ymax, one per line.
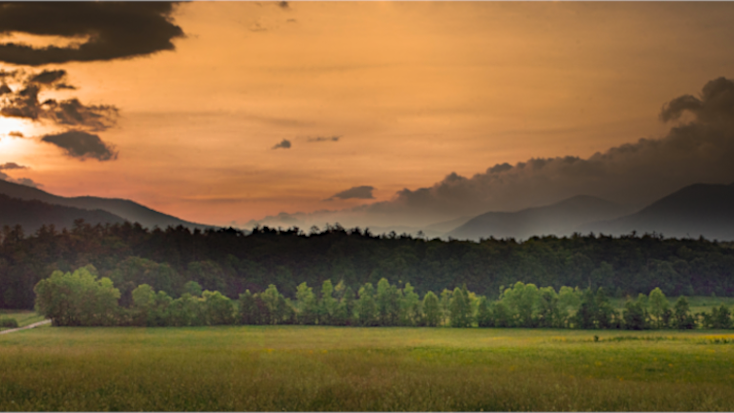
<box><xmin>1</xmin><ymin>2</ymin><xmax>734</xmax><ymax>230</ymax></box>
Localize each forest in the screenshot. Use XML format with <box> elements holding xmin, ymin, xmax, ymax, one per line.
<box><xmin>2</xmin><ymin>219</ymin><xmax>734</xmax><ymax>311</ymax></box>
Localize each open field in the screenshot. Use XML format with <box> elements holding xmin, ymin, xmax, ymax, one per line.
<box><xmin>1</xmin><ymin>326</ymin><xmax>734</xmax><ymax>411</ymax></box>
<box><xmin>0</xmin><ymin>310</ymin><xmax>45</xmax><ymax>331</ymax></box>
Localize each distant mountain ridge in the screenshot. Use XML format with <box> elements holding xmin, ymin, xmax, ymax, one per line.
<box><xmin>0</xmin><ymin>180</ymin><xmax>213</xmax><ymax>231</ymax></box>
<box><xmin>0</xmin><ymin>194</ymin><xmax>127</xmax><ymax>234</ymax></box>
<box><xmin>581</xmin><ymin>182</ymin><xmax>734</xmax><ymax>240</ymax></box>
<box><xmin>446</xmin><ymin>195</ymin><xmax>630</xmax><ymax>241</ymax></box>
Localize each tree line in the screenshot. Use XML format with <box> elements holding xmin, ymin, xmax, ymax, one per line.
<box><xmin>34</xmin><ymin>265</ymin><xmax>733</xmax><ymax>330</ymax></box>
<box><xmin>3</xmin><ymin>220</ymin><xmax>734</xmax><ymax>311</ymax></box>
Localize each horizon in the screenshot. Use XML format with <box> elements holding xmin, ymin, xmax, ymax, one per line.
<box><xmin>2</xmin><ymin>2</ymin><xmax>734</xmax><ymax>231</ymax></box>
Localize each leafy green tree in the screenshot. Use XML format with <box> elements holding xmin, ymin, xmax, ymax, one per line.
<box><xmin>238</xmin><ymin>290</ymin><xmax>257</xmax><ymax>325</ymax></box>
<box><xmin>131</xmin><ymin>284</ymin><xmax>156</xmax><ymax>326</ymax></box>
<box><xmin>649</xmin><ymin>287</ymin><xmax>670</xmax><ymax>329</ymax></box>
<box><xmin>375</xmin><ymin>278</ymin><xmax>401</xmax><ymax>326</ymax></box>
<box><xmin>493</xmin><ymin>301</ymin><xmax>512</xmax><ymax>328</ymax></box>
<box><xmin>594</xmin><ymin>288</ymin><xmax>617</xmax><ymax>329</ymax></box>
<box><xmin>167</xmin><ymin>293</ymin><xmax>204</xmax><ymax>327</ymax></box>
<box><xmin>295</xmin><ymin>282</ymin><xmax>318</xmax><ymax>325</ymax></box>
<box><xmin>672</xmin><ymin>296</ymin><xmax>696</xmax><ymax>329</ymax></box>
<box><xmin>623</xmin><ymin>298</ymin><xmax>647</xmax><ymax>330</ymax></box>
<box><xmin>356</xmin><ymin>282</ymin><xmax>377</xmax><ymax>326</ymax></box>
<box><xmin>318</xmin><ymin>279</ymin><xmax>338</xmax><ymax>325</ymax></box>
<box><xmin>476</xmin><ymin>296</ymin><xmax>493</xmax><ymax>327</ymax></box>
<box><xmin>422</xmin><ymin>291</ymin><xmax>440</xmax><ymax>327</ymax></box>
<box><xmin>536</xmin><ymin>287</ymin><xmax>559</xmax><ymax>328</ymax></box>
<box><xmin>183</xmin><ymin>281</ymin><xmax>203</xmax><ymax>297</ymax></box>
<box><xmin>449</xmin><ymin>285</ymin><xmax>473</xmax><ymax>327</ymax></box>
<box><xmin>439</xmin><ymin>289</ymin><xmax>453</xmax><ymax>326</ymax></box>
<box><xmin>202</xmin><ymin>290</ymin><xmax>235</xmax><ymax>325</ymax></box>
<box><xmin>400</xmin><ymin>282</ymin><xmax>421</xmax><ymax>326</ymax></box>
<box><xmin>557</xmin><ymin>286</ymin><xmax>581</xmax><ymax>328</ymax></box>
<box><xmin>574</xmin><ymin>288</ymin><xmax>598</xmax><ymax>329</ymax></box>
<box><xmin>702</xmin><ymin>305</ymin><xmax>732</xmax><ymax>329</ymax></box>
<box><xmin>34</xmin><ymin>266</ymin><xmax>121</xmax><ymax>326</ymax></box>
<box><xmin>501</xmin><ymin>282</ymin><xmax>540</xmax><ymax>327</ymax></box>
<box><xmin>335</xmin><ymin>284</ymin><xmax>356</xmax><ymax>326</ymax></box>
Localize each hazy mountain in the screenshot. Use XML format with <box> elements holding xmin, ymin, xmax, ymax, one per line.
<box><xmin>0</xmin><ymin>180</ymin><xmax>213</xmax><ymax>230</ymax></box>
<box><xmin>581</xmin><ymin>183</ymin><xmax>734</xmax><ymax>240</ymax></box>
<box><xmin>0</xmin><ymin>194</ymin><xmax>127</xmax><ymax>234</ymax></box>
<box><xmin>446</xmin><ymin>195</ymin><xmax>630</xmax><ymax>241</ymax></box>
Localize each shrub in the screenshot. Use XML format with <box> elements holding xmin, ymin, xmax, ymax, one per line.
<box><xmin>0</xmin><ymin>318</ymin><xmax>19</xmax><ymax>328</ymax></box>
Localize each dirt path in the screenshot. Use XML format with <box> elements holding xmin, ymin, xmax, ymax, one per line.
<box><xmin>0</xmin><ymin>319</ymin><xmax>51</xmax><ymax>335</ymax></box>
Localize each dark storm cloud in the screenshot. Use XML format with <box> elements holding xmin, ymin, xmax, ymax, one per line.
<box><xmin>362</xmin><ymin>76</ymin><xmax>734</xmax><ymax>223</ymax></box>
<box><xmin>29</xmin><ymin>70</ymin><xmax>66</xmax><ymax>85</ymax></box>
<box><xmin>272</xmin><ymin>139</ymin><xmax>291</xmax><ymax>150</ymax></box>
<box><xmin>250</xmin><ymin>77</ymin><xmax>734</xmax><ymax>230</ymax></box>
<box><xmin>0</xmin><ymin>70</ymin><xmax>118</xmax><ymax>131</ymax></box>
<box><xmin>326</xmin><ymin>186</ymin><xmax>375</xmax><ymax>201</ymax></box>
<box><xmin>307</xmin><ymin>136</ymin><xmax>340</xmax><ymax>143</ymax></box>
<box><xmin>0</xmin><ymin>2</ymin><xmax>184</xmax><ymax>65</ymax></box>
<box><xmin>0</xmin><ymin>162</ymin><xmax>40</xmax><ymax>187</ymax></box>
<box><xmin>41</xmin><ymin>130</ymin><xmax>118</xmax><ymax>161</ymax></box>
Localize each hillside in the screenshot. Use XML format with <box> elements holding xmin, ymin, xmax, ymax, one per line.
<box><xmin>0</xmin><ymin>180</ymin><xmax>213</xmax><ymax>230</ymax></box>
<box><xmin>446</xmin><ymin>195</ymin><xmax>629</xmax><ymax>240</ymax></box>
<box><xmin>0</xmin><ymin>194</ymin><xmax>127</xmax><ymax>233</ymax></box>
<box><xmin>582</xmin><ymin>183</ymin><xmax>734</xmax><ymax>240</ymax></box>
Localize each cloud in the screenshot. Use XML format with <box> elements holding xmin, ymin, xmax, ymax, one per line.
<box><xmin>0</xmin><ymin>162</ymin><xmax>26</xmax><ymax>171</ymax></box>
<box><xmin>251</xmin><ymin>77</ymin><xmax>734</xmax><ymax>229</ymax></box>
<box><xmin>272</xmin><ymin>139</ymin><xmax>291</xmax><ymax>150</ymax></box>
<box><xmin>41</xmin><ymin>130</ymin><xmax>118</xmax><ymax>161</ymax></box>
<box><xmin>0</xmin><ymin>70</ymin><xmax>118</xmax><ymax>131</ymax></box>
<box><xmin>307</xmin><ymin>136</ymin><xmax>340</xmax><ymax>143</ymax></box>
<box><xmin>29</xmin><ymin>70</ymin><xmax>67</xmax><ymax>85</ymax></box>
<box><xmin>0</xmin><ymin>162</ymin><xmax>41</xmax><ymax>188</ymax></box>
<box><xmin>278</xmin><ymin>1</ymin><xmax>289</xmax><ymax>9</ymax></box>
<box><xmin>7</xmin><ymin>131</ymin><xmax>23</xmax><ymax>138</ymax></box>
<box><xmin>0</xmin><ymin>2</ymin><xmax>184</xmax><ymax>65</ymax></box>
<box><xmin>326</xmin><ymin>186</ymin><xmax>375</xmax><ymax>201</ymax></box>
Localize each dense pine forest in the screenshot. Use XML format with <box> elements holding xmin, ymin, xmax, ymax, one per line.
<box><xmin>2</xmin><ymin>219</ymin><xmax>734</xmax><ymax>311</ymax></box>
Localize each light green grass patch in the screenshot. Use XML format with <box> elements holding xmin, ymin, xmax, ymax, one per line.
<box><xmin>1</xmin><ymin>326</ymin><xmax>734</xmax><ymax>411</ymax></box>
<box><xmin>0</xmin><ymin>310</ymin><xmax>45</xmax><ymax>331</ymax></box>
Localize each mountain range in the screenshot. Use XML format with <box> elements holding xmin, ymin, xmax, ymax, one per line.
<box><xmin>445</xmin><ymin>195</ymin><xmax>632</xmax><ymax>240</ymax></box>
<box><xmin>2</xmin><ymin>179</ymin><xmax>734</xmax><ymax>241</ymax></box>
<box><xmin>0</xmin><ymin>180</ymin><xmax>212</xmax><ymax>232</ymax></box>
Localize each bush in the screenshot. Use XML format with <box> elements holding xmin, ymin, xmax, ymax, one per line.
<box><xmin>0</xmin><ymin>318</ymin><xmax>19</xmax><ymax>328</ymax></box>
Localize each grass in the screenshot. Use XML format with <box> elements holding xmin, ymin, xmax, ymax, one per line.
<box><xmin>0</xmin><ymin>310</ymin><xmax>45</xmax><ymax>331</ymax></box>
<box><xmin>1</xmin><ymin>326</ymin><xmax>734</xmax><ymax>411</ymax></box>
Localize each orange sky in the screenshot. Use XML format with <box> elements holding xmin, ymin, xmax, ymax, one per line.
<box><xmin>2</xmin><ymin>2</ymin><xmax>734</xmax><ymax>227</ymax></box>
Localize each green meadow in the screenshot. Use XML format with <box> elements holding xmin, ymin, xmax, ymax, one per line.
<box><xmin>2</xmin><ymin>325</ymin><xmax>734</xmax><ymax>411</ymax></box>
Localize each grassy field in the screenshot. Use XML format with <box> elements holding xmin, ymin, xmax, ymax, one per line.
<box><xmin>0</xmin><ymin>310</ymin><xmax>45</xmax><ymax>331</ymax></box>
<box><xmin>1</xmin><ymin>326</ymin><xmax>734</xmax><ymax>411</ymax></box>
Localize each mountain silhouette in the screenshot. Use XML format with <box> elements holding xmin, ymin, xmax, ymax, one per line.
<box><xmin>581</xmin><ymin>183</ymin><xmax>734</xmax><ymax>240</ymax></box>
<box><xmin>0</xmin><ymin>180</ymin><xmax>213</xmax><ymax>230</ymax></box>
<box><xmin>0</xmin><ymin>194</ymin><xmax>127</xmax><ymax>233</ymax></box>
<box><xmin>446</xmin><ymin>195</ymin><xmax>630</xmax><ymax>241</ymax></box>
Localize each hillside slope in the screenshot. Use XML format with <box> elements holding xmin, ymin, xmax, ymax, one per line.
<box><xmin>0</xmin><ymin>180</ymin><xmax>212</xmax><ymax>230</ymax></box>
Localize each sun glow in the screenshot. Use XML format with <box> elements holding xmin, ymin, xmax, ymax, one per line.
<box><xmin>0</xmin><ymin>117</ymin><xmax>33</xmax><ymax>157</ymax></box>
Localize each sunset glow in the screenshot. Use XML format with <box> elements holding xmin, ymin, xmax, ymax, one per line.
<box><xmin>1</xmin><ymin>2</ymin><xmax>734</xmax><ymax>230</ymax></box>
